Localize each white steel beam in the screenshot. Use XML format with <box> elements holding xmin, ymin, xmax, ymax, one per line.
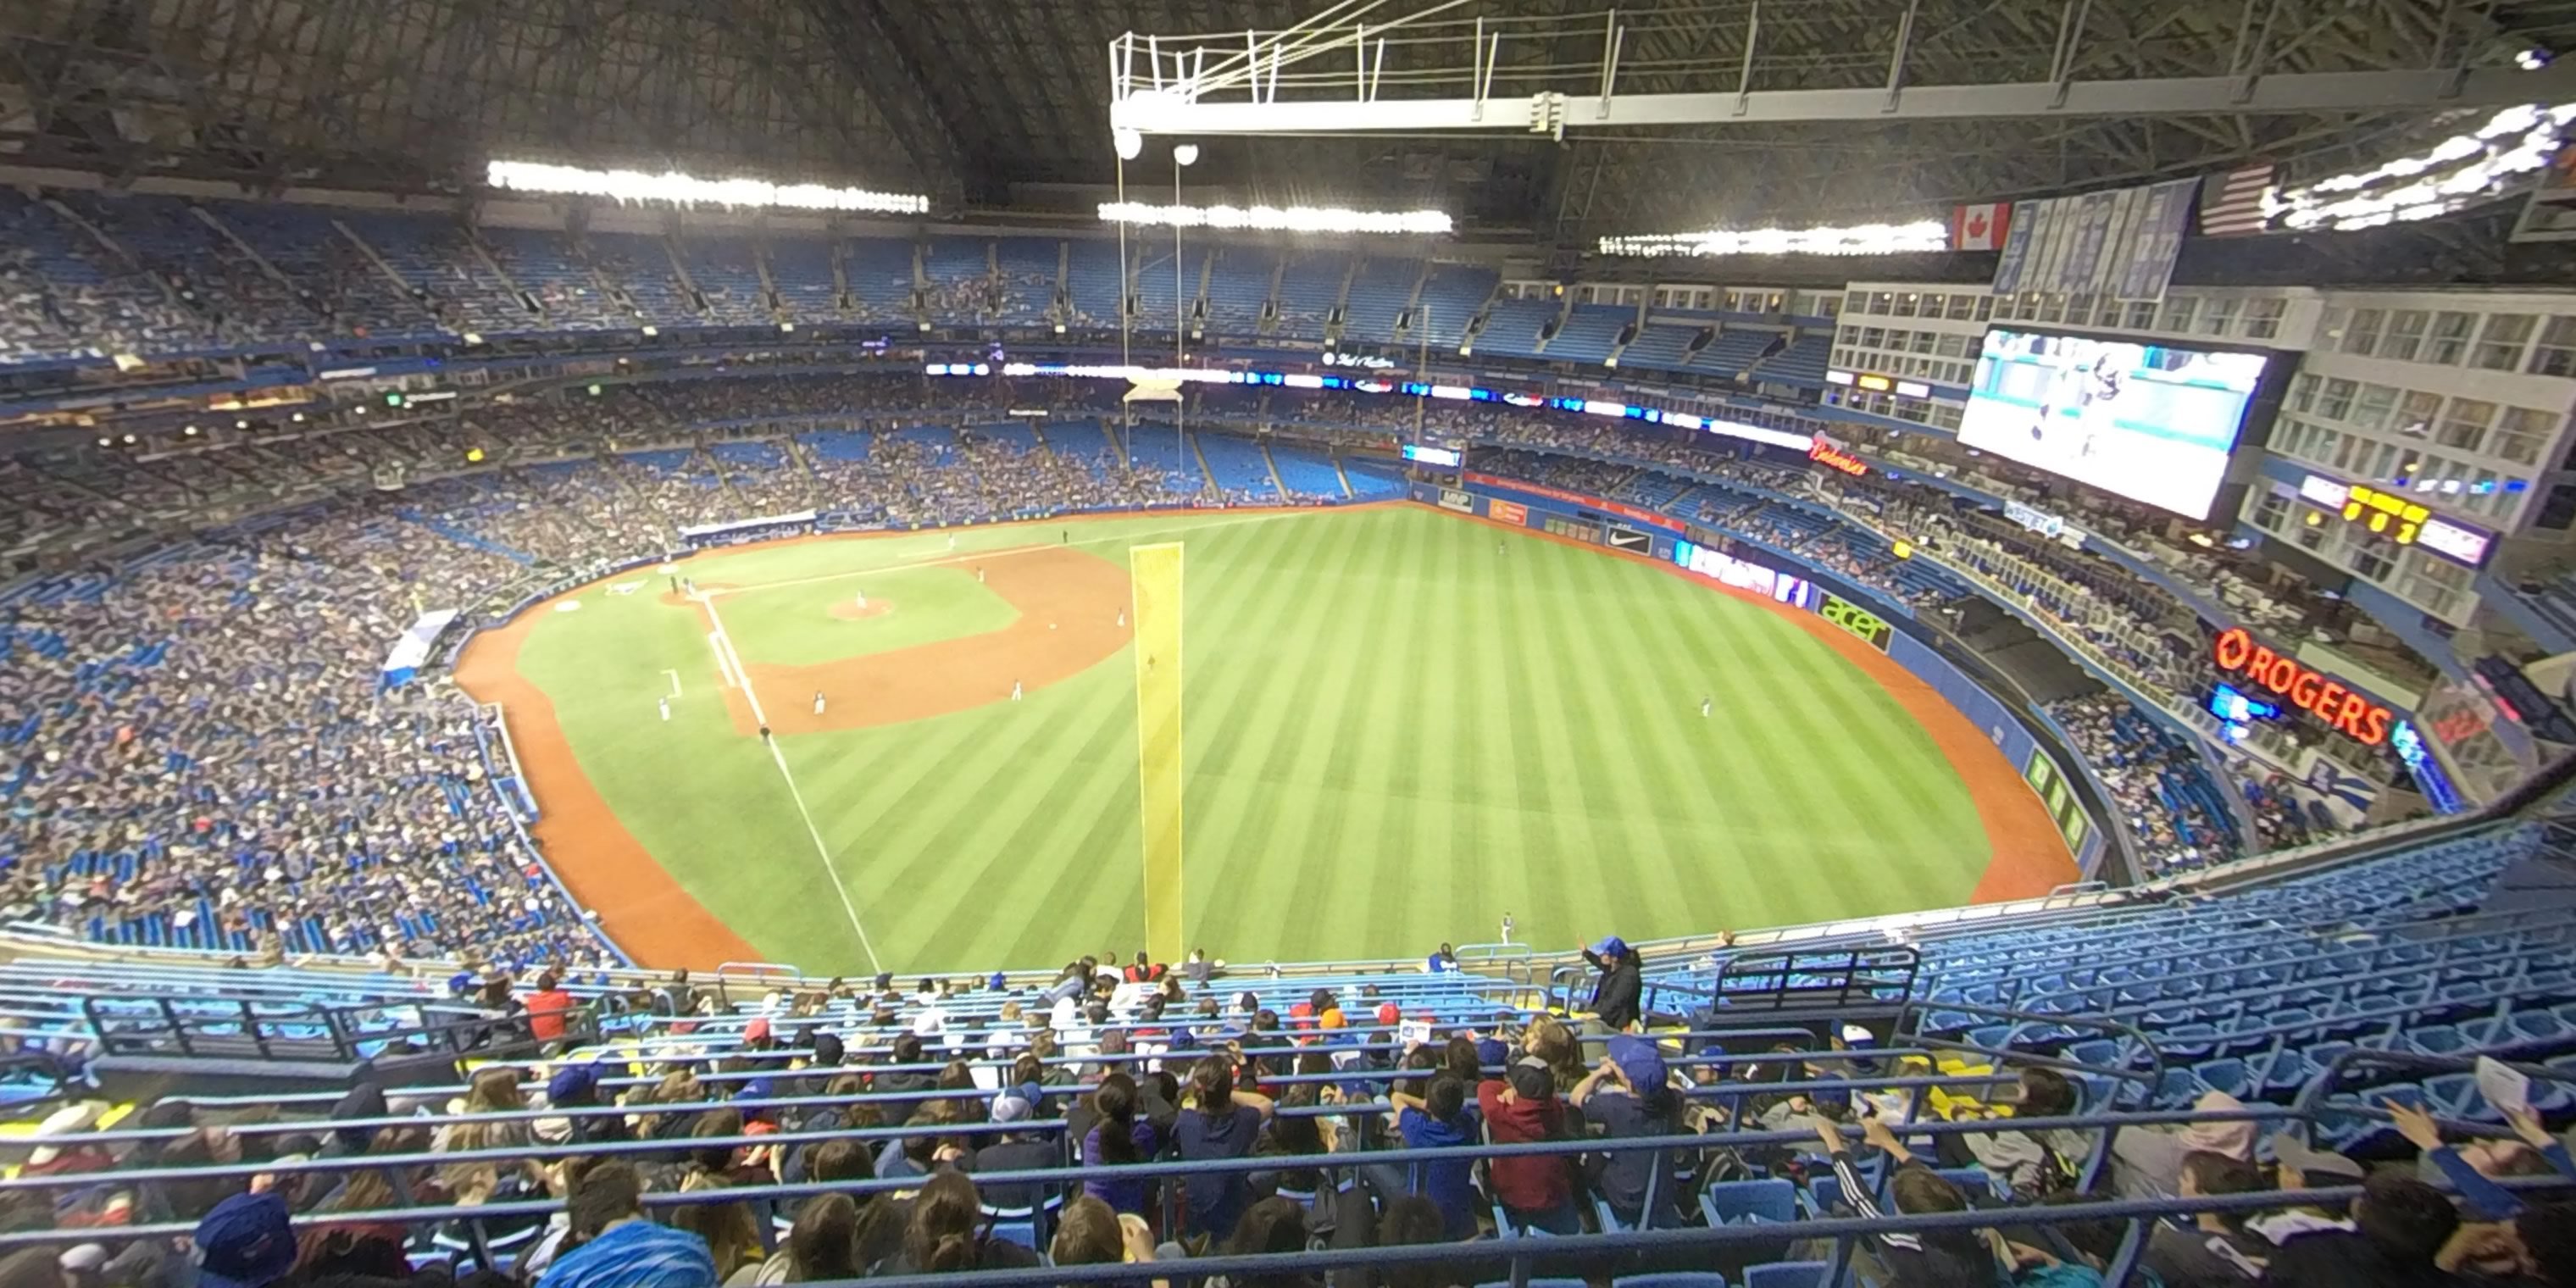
<box><xmin>1111</xmin><ymin>63</ymin><xmax>2576</xmax><ymax>137</ymax></box>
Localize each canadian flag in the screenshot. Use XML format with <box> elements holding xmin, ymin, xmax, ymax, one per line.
<box><xmin>1951</xmin><ymin>202</ymin><xmax>2011</xmax><ymax>252</ymax></box>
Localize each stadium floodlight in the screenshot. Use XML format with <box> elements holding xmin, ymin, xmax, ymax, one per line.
<box><xmin>1173</xmin><ymin>144</ymin><xmax>1200</xmax><ymax>167</ymax></box>
<box><xmin>1114</xmin><ymin>128</ymin><xmax>1144</xmax><ymax>161</ymax></box>
<box><xmin>486</xmin><ymin>160</ymin><xmax>929</xmax><ymax>214</ymax></box>
<box><xmin>1596</xmin><ymin>219</ymin><xmax>1948</xmax><ymax>258</ymax></box>
<box><xmin>1096</xmin><ymin>202</ymin><xmax>1452</xmax><ymax>234</ymax></box>
<box><xmin>2273</xmin><ymin>102</ymin><xmax>2576</xmax><ymax>230</ymax></box>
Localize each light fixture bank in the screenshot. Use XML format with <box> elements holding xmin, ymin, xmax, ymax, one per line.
<box><xmin>1096</xmin><ymin>202</ymin><xmax>1453</xmax><ymax>234</ymax></box>
<box><xmin>486</xmin><ymin>160</ymin><xmax>930</xmax><ymax>214</ymax></box>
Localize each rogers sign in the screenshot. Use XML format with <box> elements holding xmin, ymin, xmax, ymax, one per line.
<box><xmin>2211</xmin><ymin>626</ymin><xmax>2395</xmax><ymax>747</ymax></box>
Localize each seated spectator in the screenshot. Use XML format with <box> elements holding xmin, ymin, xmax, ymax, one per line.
<box><xmin>744</xmin><ymin>1191</ymin><xmax>858</xmax><ymax>1285</ymax></box>
<box><xmin>1573</xmin><ymin>1037</ymin><xmax>1685</xmax><ymax>1229</ymax></box>
<box><xmin>2110</xmin><ymin>1090</ymin><xmax>2256</xmax><ymax>1200</ymax></box>
<box><xmin>190</xmin><ymin>1193</ymin><xmax>299</xmax><ymax>1288</ymax></box>
<box><xmin>2257</xmin><ymin>1171</ymin><xmax>2457</xmax><ymax>1288</ymax></box>
<box><xmin>1944</xmin><ymin>1066</ymin><xmax>2091</xmax><ymax>1200</ymax></box>
<box><xmin>2247</xmin><ymin>1134</ymin><xmax>2363</xmax><ymax>1246</ymax></box>
<box><xmin>1383</xmin><ymin>1071</ymin><xmax>1479</xmax><ymax>1241</ymax></box>
<box><xmin>1818</xmin><ymin>1118</ymin><xmax>2003</xmax><ymax>1288</ymax></box>
<box><xmin>869</xmin><ymin>1171</ymin><xmax>1041</xmax><ymax>1274</ymax></box>
<box><xmin>2144</xmin><ymin>1151</ymin><xmax>2271</xmax><ymax>1286</ymax></box>
<box><xmin>1081</xmin><ymin>1071</ymin><xmax>1163</xmax><ymax>1218</ymax></box>
<box><xmin>1176</xmin><ymin>1053</ymin><xmax>1277</xmax><ymax>1240</ymax></box>
<box><xmin>969</xmin><ymin>1094</ymin><xmax>1056</xmax><ymax>1213</ymax></box>
<box><xmin>1048</xmin><ymin>1194</ymin><xmax>1159</xmax><ymax>1274</ymax></box>
<box><xmin>1479</xmin><ymin>1057</ymin><xmax>1575</xmax><ymax>1235</ymax></box>
<box><xmin>536</xmin><ymin>1161</ymin><xmax>716</xmax><ymax>1288</ymax></box>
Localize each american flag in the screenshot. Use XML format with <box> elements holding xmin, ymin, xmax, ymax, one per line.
<box><xmin>2199</xmin><ymin>163</ymin><xmax>2276</xmax><ymax>237</ymax></box>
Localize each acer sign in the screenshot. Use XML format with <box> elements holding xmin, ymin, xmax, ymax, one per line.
<box><xmin>2211</xmin><ymin>627</ymin><xmax>2395</xmax><ymax>747</ymax></box>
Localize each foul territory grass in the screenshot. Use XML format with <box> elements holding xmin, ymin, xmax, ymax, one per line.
<box><xmin>510</xmin><ymin>507</ymin><xmax>1993</xmax><ymax>974</ymax></box>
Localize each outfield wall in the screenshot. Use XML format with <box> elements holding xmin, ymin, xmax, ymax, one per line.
<box><xmin>1423</xmin><ymin>478</ymin><xmax>2116</xmax><ymax>879</ymax></box>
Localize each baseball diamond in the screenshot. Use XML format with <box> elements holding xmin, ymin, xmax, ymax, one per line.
<box><xmin>455</xmin><ymin>504</ymin><xmax>2070</xmax><ymax>974</ymax></box>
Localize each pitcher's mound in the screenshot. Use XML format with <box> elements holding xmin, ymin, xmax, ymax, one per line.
<box><xmin>827</xmin><ymin>598</ymin><xmax>896</xmax><ymax>621</ymax></box>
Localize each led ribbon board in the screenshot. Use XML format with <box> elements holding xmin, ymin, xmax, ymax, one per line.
<box><xmin>2295</xmin><ymin>473</ymin><xmax>2496</xmax><ymax>569</ymax></box>
<box><xmin>2210</xmin><ymin>626</ymin><xmax>2396</xmax><ymax>747</ymax></box>
<box><xmin>991</xmin><ymin>362</ymin><xmax>1814</xmax><ymax>453</ymax></box>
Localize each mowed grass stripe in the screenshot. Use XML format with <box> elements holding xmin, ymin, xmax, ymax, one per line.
<box><xmin>1619</xmin><ymin>572</ymin><xmax>1746</xmax><ymax>936</ymax></box>
<box><xmin>1763</xmin><ymin>616</ymin><xmax>1972</xmax><ymax>913</ymax></box>
<box><xmin>874</xmin><ymin>675</ymin><xmax>1136</xmax><ymax>967</ymax></box>
<box><xmin>1363</xmin><ymin>508</ymin><xmax>1451</xmax><ymax>952</ymax></box>
<box><xmin>537</xmin><ymin>507</ymin><xmax>2005</xmax><ymax>968</ymax></box>
<box><xmin>1540</xmin><ymin>543</ymin><xmax>1668</xmax><ymax>950</ymax></box>
<box><xmin>1184</xmin><ymin>515</ymin><xmax>1345</xmax><ymax>948</ymax></box>
<box><xmin>1191</xmin><ymin>510</ymin><xmax>1380</xmax><ymax>956</ymax></box>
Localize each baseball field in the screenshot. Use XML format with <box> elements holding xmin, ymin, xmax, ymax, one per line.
<box><xmin>455</xmin><ymin>503</ymin><xmax>2073</xmax><ymax>975</ymax></box>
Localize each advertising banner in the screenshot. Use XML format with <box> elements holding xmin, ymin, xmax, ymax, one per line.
<box><xmin>1462</xmin><ymin>472</ymin><xmax>1682</xmax><ymax>533</ymax></box>
<box><xmin>1489</xmin><ymin>499</ymin><xmax>1529</xmax><ymax>525</ymax></box>
<box><xmin>1816</xmin><ymin>593</ymin><xmax>1894</xmax><ymax>652</ymax></box>
<box><xmin>2022</xmin><ymin>747</ymin><xmax>2094</xmax><ymax>853</ymax></box>
<box><xmin>1437</xmin><ymin>488</ymin><xmax>1474</xmax><ymax>514</ymax></box>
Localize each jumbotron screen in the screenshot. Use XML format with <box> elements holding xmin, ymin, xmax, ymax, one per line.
<box><xmin>1959</xmin><ymin>326</ymin><xmax>2270</xmax><ymax>520</ymax></box>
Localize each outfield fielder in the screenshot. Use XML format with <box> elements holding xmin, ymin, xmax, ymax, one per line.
<box><xmin>1701</xmin><ymin>695</ymin><xmax>1713</xmax><ymax>718</ymax></box>
<box><xmin>813</xmin><ymin>691</ymin><xmax>826</xmax><ymax>715</ymax></box>
<box><xmin>1011</xmin><ymin>680</ymin><xmax>1024</xmax><ymax>702</ymax></box>
<box><xmin>658</xmin><ymin>697</ymin><xmax>670</xmax><ymax>721</ymax></box>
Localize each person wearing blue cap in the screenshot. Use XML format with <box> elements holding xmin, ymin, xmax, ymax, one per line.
<box><xmin>1582</xmin><ymin>935</ymin><xmax>1643</xmax><ymax>1031</ymax></box>
<box><xmin>192</xmin><ymin>1192</ymin><xmax>297</xmax><ymax>1288</ymax></box>
<box><xmin>547</xmin><ymin>1064</ymin><xmax>629</xmax><ymax>1146</ymax></box>
<box><xmin>1571</xmin><ymin>1036</ymin><xmax>1686</xmax><ymax>1228</ymax></box>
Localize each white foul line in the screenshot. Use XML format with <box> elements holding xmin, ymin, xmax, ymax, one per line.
<box><xmin>696</xmin><ymin>591</ymin><xmax>885</xmax><ymax>975</ymax></box>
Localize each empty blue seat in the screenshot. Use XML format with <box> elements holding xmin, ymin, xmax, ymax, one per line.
<box><xmin>1702</xmin><ymin>1179</ymin><xmax>1796</xmax><ymax>1225</ymax></box>
<box><xmin>1743</xmin><ymin>1263</ymin><xmax>1829</xmax><ymax>1288</ymax></box>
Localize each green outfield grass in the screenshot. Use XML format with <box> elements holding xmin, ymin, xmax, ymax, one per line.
<box><xmin>511</xmin><ymin>507</ymin><xmax>1995</xmax><ymax>974</ymax></box>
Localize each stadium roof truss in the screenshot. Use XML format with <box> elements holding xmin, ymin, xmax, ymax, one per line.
<box><xmin>5</xmin><ymin>0</ymin><xmax>2576</xmax><ymax>245</ymax></box>
<box><xmin>1107</xmin><ymin>0</ymin><xmax>2576</xmax><ymax>236</ymax></box>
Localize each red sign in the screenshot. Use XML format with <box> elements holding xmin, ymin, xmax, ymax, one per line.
<box><xmin>1488</xmin><ymin>499</ymin><xmax>1529</xmax><ymax>525</ymax></box>
<box><xmin>1461</xmin><ymin>473</ymin><xmax>1683</xmax><ymax>534</ymax></box>
<box><xmin>1809</xmin><ymin>441</ymin><xmax>1868</xmax><ymax>476</ymax></box>
<box><xmin>2212</xmin><ymin>627</ymin><xmax>2394</xmax><ymax>747</ymax></box>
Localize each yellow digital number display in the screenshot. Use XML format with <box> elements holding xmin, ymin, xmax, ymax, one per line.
<box><xmin>2340</xmin><ymin>484</ymin><xmax>2429</xmax><ymax>546</ymax></box>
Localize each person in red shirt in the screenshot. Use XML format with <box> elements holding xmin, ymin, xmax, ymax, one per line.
<box><xmin>522</xmin><ymin>969</ymin><xmax>575</xmax><ymax>1046</ymax></box>
<box><xmin>1477</xmin><ymin>1057</ymin><xmax>1577</xmax><ymax>1234</ymax></box>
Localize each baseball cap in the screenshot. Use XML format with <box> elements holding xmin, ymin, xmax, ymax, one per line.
<box><xmin>1608</xmin><ymin>1035</ymin><xmax>1666</xmax><ymax>1093</ymax></box>
<box><xmin>744</xmin><ymin>1017</ymin><xmax>773</xmax><ymax>1044</ymax></box>
<box><xmin>2268</xmin><ymin>1131</ymin><xmax>2365</xmax><ymax>1182</ymax></box>
<box><xmin>810</xmin><ymin>1031</ymin><xmax>845</xmax><ymax>1069</ymax></box>
<box><xmin>991</xmin><ymin>1094</ymin><xmax>1033</xmax><ymax>1124</ymax></box>
<box><xmin>25</xmin><ymin>1102</ymin><xmax>101</xmax><ymax>1166</ymax></box>
<box><xmin>1375</xmin><ymin>1002</ymin><xmax>1402</xmax><ymax>1028</ymax></box>
<box><xmin>1474</xmin><ymin>1037</ymin><xmax>1512</xmax><ymax>1069</ymax></box>
<box><xmin>1591</xmin><ymin>936</ymin><xmax>1628</xmax><ymax>958</ymax></box>
<box><xmin>1507</xmin><ymin>1056</ymin><xmax>1553</xmax><ymax>1100</ymax></box>
<box><xmin>547</xmin><ymin>1064</ymin><xmax>600</xmax><ymax>1104</ymax></box>
<box><xmin>193</xmin><ymin>1193</ymin><xmax>297</xmax><ymax>1288</ymax></box>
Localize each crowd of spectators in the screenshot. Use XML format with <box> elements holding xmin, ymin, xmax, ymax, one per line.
<box><xmin>2049</xmin><ymin>694</ymin><xmax>2248</xmax><ymax>876</ymax></box>
<box><xmin>0</xmin><ymin>369</ymin><xmax>2383</xmax><ymax>951</ymax></box>
<box><xmin>2</xmin><ymin>964</ymin><xmax>2568</xmax><ymax>1288</ymax></box>
<box><xmin>0</xmin><ymin>513</ymin><xmax>605</xmax><ymax>966</ymax></box>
